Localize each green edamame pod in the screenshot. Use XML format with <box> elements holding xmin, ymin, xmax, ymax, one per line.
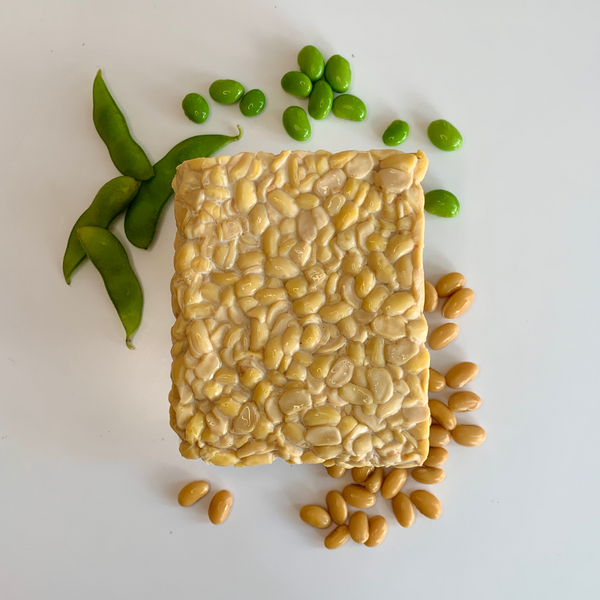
<box><xmin>427</xmin><ymin>119</ymin><xmax>463</xmax><ymax>151</ymax></box>
<box><xmin>282</xmin><ymin>107</ymin><xmax>311</xmax><ymax>142</ymax></box>
<box><xmin>424</xmin><ymin>189</ymin><xmax>461</xmax><ymax>218</ymax></box>
<box><xmin>125</xmin><ymin>126</ymin><xmax>243</xmax><ymax>249</ymax></box>
<box><xmin>182</xmin><ymin>93</ymin><xmax>209</xmax><ymax>123</ymax></box>
<box><xmin>92</xmin><ymin>70</ymin><xmax>154</xmax><ymax>181</ymax></box>
<box><xmin>332</xmin><ymin>94</ymin><xmax>366</xmax><ymax>122</ymax></box>
<box><xmin>77</xmin><ymin>226</ymin><xmax>143</xmax><ymax>349</ymax></box>
<box><xmin>324</xmin><ymin>55</ymin><xmax>351</xmax><ymax>93</ymax></box>
<box><xmin>209</xmin><ymin>80</ymin><xmax>245</xmax><ymax>104</ymax></box>
<box><xmin>281</xmin><ymin>71</ymin><xmax>313</xmax><ymax>98</ymax></box>
<box><xmin>382</xmin><ymin>120</ymin><xmax>410</xmax><ymax>146</ymax></box>
<box><xmin>63</xmin><ymin>176</ymin><xmax>140</xmax><ymax>284</ymax></box>
<box><xmin>298</xmin><ymin>45</ymin><xmax>325</xmax><ymax>81</ymax></box>
<box><xmin>308</xmin><ymin>80</ymin><xmax>333</xmax><ymax>120</ymax></box>
<box><xmin>239</xmin><ymin>89</ymin><xmax>266</xmax><ymax>117</ymax></box>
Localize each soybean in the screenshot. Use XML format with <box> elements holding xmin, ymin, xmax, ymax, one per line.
<box><xmin>208</xmin><ymin>490</ymin><xmax>233</xmax><ymax>524</ymax></box>
<box><xmin>429</xmin><ymin>424</ymin><xmax>451</xmax><ymax>447</ymax></box>
<box><xmin>382</xmin><ymin>120</ymin><xmax>409</xmax><ymax>146</ymax></box>
<box><xmin>300</xmin><ymin>505</ymin><xmax>331</xmax><ymax>529</ymax></box>
<box><xmin>423</xmin><ymin>447</ymin><xmax>449</xmax><ymax>468</ymax></box>
<box><xmin>63</xmin><ymin>176</ymin><xmax>140</xmax><ymax>284</ymax></box>
<box><xmin>429</xmin><ymin>323</ymin><xmax>459</xmax><ymax>350</ymax></box>
<box><xmin>239</xmin><ymin>89</ymin><xmax>266</xmax><ymax>117</ymax></box>
<box><xmin>351</xmin><ymin>466</ymin><xmax>372</xmax><ymax>483</ymax></box>
<box><xmin>177</xmin><ymin>480</ymin><xmax>210</xmax><ymax>507</ymax></box>
<box><xmin>429</xmin><ymin>398</ymin><xmax>456</xmax><ymax>430</ymax></box>
<box><xmin>411</xmin><ymin>467</ymin><xmax>446</xmax><ymax>485</ymax></box>
<box><xmin>365</xmin><ymin>467</ymin><xmax>384</xmax><ymax>494</ymax></box>
<box><xmin>442</xmin><ymin>288</ymin><xmax>474</xmax><ymax>318</ymax></box>
<box><xmin>424</xmin><ymin>281</ymin><xmax>438</xmax><ymax>312</ymax></box>
<box><xmin>410</xmin><ymin>490</ymin><xmax>442</xmax><ymax>519</ymax></box>
<box><xmin>326</xmin><ymin>465</ymin><xmax>346</xmax><ymax>478</ymax></box>
<box><xmin>76</xmin><ymin>227</ymin><xmax>143</xmax><ymax>349</ymax></box>
<box><xmin>324</xmin><ymin>54</ymin><xmax>351</xmax><ymax>93</ymax></box>
<box><xmin>428</xmin><ymin>119</ymin><xmax>463</xmax><ymax>151</ymax></box>
<box><xmin>332</xmin><ymin>94</ymin><xmax>366</xmax><ymax>122</ymax></box>
<box><xmin>428</xmin><ymin>368</ymin><xmax>446</xmax><ymax>392</ymax></box>
<box><xmin>342</xmin><ymin>484</ymin><xmax>376</xmax><ymax>509</ymax></box>
<box><xmin>452</xmin><ymin>425</ymin><xmax>487</xmax><ymax>447</ymax></box>
<box><xmin>282</xmin><ymin>106</ymin><xmax>311</xmax><ymax>142</ymax></box>
<box><xmin>349</xmin><ymin>511</ymin><xmax>369</xmax><ymax>543</ymax></box>
<box><xmin>125</xmin><ymin>126</ymin><xmax>242</xmax><ymax>249</ymax></box>
<box><xmin>425</xmin><ymin>189</ymin><xmax>460</xmax><ymax>218</ymax></box>
<box><xmin>298</xmin><ymin>45</ymin><xmax>325</xmax><ymax>81</ymax></box>
<box><xmin>381</xmin><ymin>468</ymin><xmax>407</xmax><ymax>500</ymax></box>
<box><xmin>281</xmin><ymin>71</ymin><xmax>313</xmax><ymax>98</ymax></box>
<box><xmin>364</xmin><ymin>515</ymin><xmax>387</xmax><ymax>547</ymax></box>
<box><xmin>92</xmin><ymin>70</ymin><xmax>154</xmax><ymax>181</ymax></box>
<box><xmin>391</xmin><ymin>493</ymin><xmax>414</xmax><ymax>528</ymax></box>
<box><xmin>209</xmin><ymin>79</ymin><xmax>245</xmax><ymax>104</ymax></box>
<box><xmin>181</xmin><ymin>93</ymin><xmax>209</xmax><ymax>124</ymax></box>
<box><xmin>445</xmin><ymin>362</ymin><xmax>479</xmax><ymax>389</ymax></box>
<box><xmin>308</xmin><ymin>80</ymin><xmax>333</xmax><ymax>120</ymax></box>
<box><xmin>326</xmin><ymin>490</ymin><xmax>348</xmax><ymax>525</ymax></box>
<box><xmin>448</xmin><ymin>391</ymin><xmax>481</xmax><ymax>412</ymax></box>
<box><xmin>324</xmin><ymin>524</ymin><xmax>350</xmax><ymax>550</ymax></box>
<box><xmin>436</xmin><ymin>272</ymin><xmax>465</xmax><ymax>297</ymax></box>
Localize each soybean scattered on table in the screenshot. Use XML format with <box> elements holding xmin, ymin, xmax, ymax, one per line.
<box><xmin>424</xmin><ymin>189</ymin><xmax>461</xmax><ymax>218</ymax></box>
<box><xmin>382</xmin><ymin>120</ymin><xmax>409</xmax><ymax>146</ymax></box>
<box><xmin>282</xmin><ymin>106</ymin><xmax>311</xmax><ymax>142</ymax></box>
<box><xmin>239</xmin><ymin>89</ymin><xmax>266</xmax><ymax>117</ymax></box>
<box><xmin>308</xmin><ymin>80</ymin><xmax>333</xmax><ymax>120</ymax></box>
<box><xmin>209</xmin><ymin>79</ymin><xmax>245</xmax><ymax>104</ymax></box>
<box><xmin>281</xmin><ymin>71</ymin><xmax>313</xmax><ymax>98</ymax></box>
<box><xmin>297</xmin><ymin>45</ymin><xmax>325</xmax><ymax>82</ymax></box>
<box><xmin>332</xmin><ymin>94</ymin><xmax>366</xmax><ymax>122</ymax></box>
<box><xmin>182</xmin><ymin>93</ymin><xmax>209</xmax><ymax>124</ymax></box>
<box><xmin>427</xmin><ymin>119</ymin><xmax>463</xmax><ymax>151</ymax></box>
<box><xmin>324</xmin><ymin>54</ymin><xmax>351</xmax><ymax>93</ymax></box>
<box><xmin>92</xmin><ymin>70</ymin><xmax>154</xmax><ymax>181</ymax></box>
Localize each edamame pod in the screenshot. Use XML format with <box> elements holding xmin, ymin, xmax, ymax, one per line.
<box><xmin>427</xmin><ymin>119</ymin><xmax>463</xmax><ymax>151</ymax></box>
<box><xmin>124</xmin><ymin>126</ymin><xmax>243</xmax><ymax>249</ymax></box>
<box><xmin>308</xmin><ymin>80</ymin><xmax>333</xmax><ymax>120</ymax></box>
<box><xmin>239</xmin><ymin>89</ymin><xmax>266</xmax><ymax>117</ymax></box>
<box><xmin>92</xmin><ymin>70</ymin><xmax>154</xmax><ymax>181</ymax></box>
<box><xmin>424</xmin><ymin>189</ymin><xmax>461</xmax><ymax>218</ymax></box>
<box><xmin>382</xmin><ymin>120</ymin><xmax>409</xmax><ymax>146</ymax></box>
<box><xmin>282</xmin><ymin>107</ymin><xmax>311</xmax><ymax>142</ymax></box>
<box><xmin>332</xmin><ymin>94</ymin><xmax>366</xmax><ymax>121</ymax></box>
<box><xmin>324</xmin><ymin>55</ymin><xmax>351</xmax><ymax>93</ymax></box>
<box><xmin>182</xmin><ymin>93</ymin><xmax>209</xmax><ymax>123</ymax></box>
<box><xmin>281</xmin><ymin>71</ymin><xmax>313</xmax><ymax>98</ymax></box>
<box><xmin>63</xmin><ymin>176</ymin><xmax>140</xmax><ymax>284</ymax></box>
<box><xmin>77</xmin><ymin>226</ymin><xmax>143</xmax><ymax>349</ymax></box>
<box><xmin>298</xmin><ymin>45</ymin><xmax>325</xmax><ymax>81</ymax></box>
<box><xmin>209</xmin><ymin>79</ymin><xmax>245</xmax><ymax>104</ymax></box>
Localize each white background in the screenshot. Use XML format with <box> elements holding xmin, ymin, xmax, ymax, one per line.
<box><xmin>1</xmin><ymin>0</ymin><xmax>599</xmax><ymax>598</ymax></box>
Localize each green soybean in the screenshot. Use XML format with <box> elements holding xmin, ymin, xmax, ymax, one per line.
<box><xmin>281</xmin><ymin>71</ymin><xmax>313</xmax><ymax>98</ymax></box>
<box><xmin>93</xmin><ymin>70</ymin><xmax>154</xmax><ymax>181</ymax></box>
<box><xmin>124</xmin><ymin>126</ymin><xmax>242</xmax><ymax>249</ymax></box>
<box><xmin>324</xmin><ymin>55</ymin><xmax>351</xmax><ymax>93</ymax></box>
<box><xmin>297</xmin><ymin>45</ymin><xmax>325</xmax><ymax>81</ymax></box>
<box><xmin>209</xmin><ymin>79</ymin><xmax>245</xmax><ymax>104</ymax></box>
<box><xmin>382</xmin><ymin>120</ymin><xmax>410</xmax><ymax>146</ymax></box>
<box><xmin>77</xmin><ymin>226</ymin><xmax>143</xmax><ymax>349</ymax></box>
<box><xmin>239</xmin><ymin>89</ymin><xmax>266</xmax><ymax>117</ymax></box>
<box><xmin>63</xmin><ymin>176</ymin><xmax>140</xmax><ymax>284</ymax></box>
<box><xmin>332</xmin><ymin>94</ymin><xmax>366</xmax><ymax>122</ymax></box>
<box><xmin>282</xmin><ymin>107</ymin><xmax>311</xmax><ymax>142</ymax></box>
<box><xmin>308</xmin><ymin>80</ymin><xmax>333</xmax><ymax>120</ymax></box>
<box><xmin>427</xmin><ymin>119</ymin><xmax>463</xmax><ymax>151</ymax></box>
<box><xmin>182</xmin><ymin>93</ymin><xmax>209</xmax><ymax>123</ymax></box>
<box><xmin>424</xmin><ymin>190</ymin><xmax>461</xmax><ymax>218</ymax></box>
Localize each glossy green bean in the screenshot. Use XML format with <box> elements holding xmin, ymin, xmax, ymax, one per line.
<box><xmin>92</xmin><ymin>70</ymin><xmax>154</xmax><ymax>181</ymax></box>
<box><xmin>382</xmin><ymin>120</ymin><xmax>410</xmax><ymax>146</ymax></box>
<box><xmin>281</xmin><ymin>71</ymin><xmax>313</xmax><ymax>98</ymax></box>
<box><xmin>297</xmin><ymin>45</ymin><xmax>325</xmax><ymax>81</ymax></box>
<box><xmin>332</xmin><ymin>94</ymin><xmax>366</xmax><ymax>121</ymax></box>
<box><xmin>209</xmin><ymin>80</ymin><xmax>245</xmax><ymax>104</ymax></box>
<box><xmin>324</xmin><ymin>55</ymin><xmax>351</xmax><ymax>93</ymax></box>
<box><xmin>182</xmin><ymin>93</ymin><xmax>209</xmax><ymax>123</ymax></box>
<box><xmin>77</xmin><ymin>227</ymin><xmax>143</xmax><ymax>349</ymax></box>
<box><xmin>282</xmin><ymin>107</ymin><xmax>311</xmax><ymax>142</ymax></box>
<box><xmin>424</xmin><ymin>189</ymin><xmax>461</xmax><ymax>218</ymax></box>
<box><xmin>427</xmin><ymin>119</ymin><xmax>463</xmax><ymax>151</ymax></box>
<box><xmin>124</xmin><ymin>126</ymin><xmax>242</xmax><ymax>249</ymax></box>
<box><xmin>63</xmin><ymin>176</ymin><xmax>140</xmax><ymax>284</ymax></box>
<box><xmin>308</xmin><ymin>80</ymin><xmax>333</xmax><ymax>120</ymax></box>
<box><xmin>239</xmin><ymin>89</ymin><xmax>266</xmax><ymax>117</ymax></box>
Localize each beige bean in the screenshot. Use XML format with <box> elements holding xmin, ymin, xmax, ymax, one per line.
<box><xmin>428</xmin><ymin>369</ymin><xmax>446</xmax><ymax>392</ymax></box>
<box><xmin>324</xmin><ymin>524</ymin><xmax>350</xmax><ymax>550</ymax></box>
<box><xmin>410</xmin><ymin>490</ymin><xmax>442</xmax><ymax>519</ymax></box>
<box><xmin>411</xmin><ymin>467</ymin><xmax>446</xmax><ymax>484</ymax></box>
<box><xmin>177</xmin><ymin>480</ymin><xmax>210</xmax><ymax>507</ymax></box>
<box><xmin>304</xmin><ymin>406</ymin><xmax>341</xmax><ymax>427</ymax></box>
<box><xmin>446</xmin><ymin>362</ymin><xmax>479</xmax><ymax>389</ymax></box>
<box><xmin>429</xmin><ymin>399</ymin><xmax>457</xmax><ymax>430</ymax></box>
<box><xmin>365</xmin><ymin>515</ymin><xmax>387</xmax><ymax>547</ymax></box>
<box><xmin>208</xmin><ymin>490</ymin><xmax>233</xmax><ymax>525</ymax></box>
<box><xmin>326</xmin><ymin>490</ymin><xmax>348</xmax><ymax>525</ymax></box>
<box><xmin>424</xmin><ymin>281</ymin><xmax>438</xmax><ymax>312</ymax></box>
<box><xmin>326</xmin><ymin>465</ymin><xmax>346</xmax><ymax>479</ymax></box>
<box><xmin>424</xmin><ymin>446</ymin><xmax>449</xmax><ymax>468</ymax></box>
<box><xmin>348</xmin><ymin>511</ymin><xmax>369</xmax><ymax>543</ymax></box>
<box><xmin>391</xmin><ymin>493</ymin><xmax>415</xmax><ymax>528</ymax></box>
<box><xmin>293</xmin><ymin>292</ymin><xmax>326</xmax><ymax>316</ymax></box>
<box><xmin>381</xmin><ymin>468</ymin><xmax>408</xmax><ymax>499</ymax></box>
<box><xmin>429</xmin><ymin>424</ymin><xmax>451</xmax><ymax>447</ymax></box>
<box><xmin>319</xmin><ymin>302</ymin><xmax>353</xmax><ymax>323</ymax></box>
<box><xmin>342</xmin><ymin>484</ymin><xmax>376</xmax><ymax>509</ymax></box>
<box><xmin>300</xmin><ymin>505</ymin><xmax>331</xmax><ymax>529</ymax></box>
<box><xmin>452</xmin><ymin>425</ymin><xmax>486</xmax><ymax>447</ymax></box>
<box><xmin>436</xmin><ymin>272</ymin><xmax>465</xmax><ymax>297</ymax></box>
<box><xmin>448</xmin><ymin>391</ymin><xmax>482</xmax><ymax>412</ymax></box>
<box><xmin>441</xmin><ymin>288</ymin><xmax>474</xmax><ymax>318</ymax></box>
<box><xmin>351</xmin><ymin>466</ymin><xmax>373</xmax><ymax>483</ymax></box>
<box><xmin>428</xmin><ymin>323</ymin><xmax>459</xmax><ymax>350</ymax></box>
<box><xmin>365</xmin><ymin>467</ymin><xmax>384</xmax><ymax>494</ymax></box>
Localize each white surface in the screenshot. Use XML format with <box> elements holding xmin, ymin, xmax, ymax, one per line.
<box><xmin>1</xmin><ymin>0</ymin><xmax>599</xmax><ymax>598</ymax></box>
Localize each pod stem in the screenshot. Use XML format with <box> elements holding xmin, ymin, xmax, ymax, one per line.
<box><xmin>234</xmin><ymin>124</ymin><xmax>243</xmax><ymax>140</ymax></box>
<box><xmin>126</xmin><ymin>337</ymin><xmax>136</xmax><ymax>350</ymax></box>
